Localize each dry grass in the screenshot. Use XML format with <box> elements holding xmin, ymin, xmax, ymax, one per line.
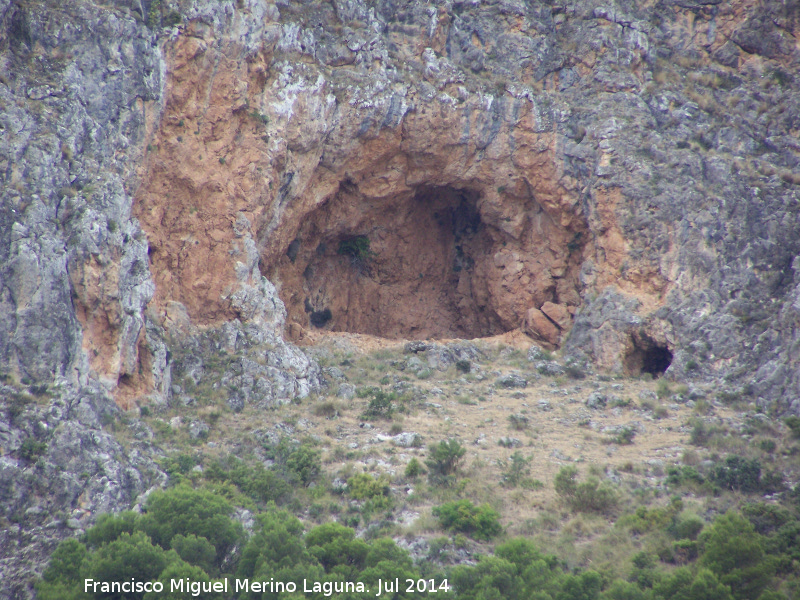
<box><xmin>133</xmin><ymin>330</ymin><xmax>800</xmax><ymax>580</ymax></box>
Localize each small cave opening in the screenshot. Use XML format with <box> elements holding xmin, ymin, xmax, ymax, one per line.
<box><xmin>265</xmin><ymin>182</ymin><xmax>585</xmax><ymax>343</ymax></box>
<box><xmin>625</xmin><ymin>335</ymin><xmax>673</xmax><ymax>377</ymax></box>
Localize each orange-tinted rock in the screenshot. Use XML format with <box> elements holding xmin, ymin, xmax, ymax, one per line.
<box><xmin>540</xmin><ymin>302</ymin><xmax>571</xmax><ymax>330</ymax></box>
<box><xmin>522</xmin><ymin>308</ymin><xmax>560</xmax><ymax>347</ymax></box>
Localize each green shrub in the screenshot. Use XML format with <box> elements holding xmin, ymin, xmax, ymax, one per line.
<box><xmin>205</xmin><ymin>456</ymin><xmax>293</xmax><ymax>504</ymax></box>
<box><xmin>500</xmin><ymin>452</ymin><xmax>532</xmax><ymax>488</ymax></box>
<box><xmin>554</xmin><ymin>465</ymin><xmax>579</xmax><ymax>497</ymax></box>
<box><xmin>666</xmin><ymin>465</ymin><xmax>705</xmax><ymax>488</ymax></box>
<box><xmin>689</xmin><ymin>419</ymin><xmax>713</xmax><ymax>446</ymax></box>
<box><xmin>710</xmin><ymin>456</ymin><xmax>762</xmax><ymax>493</ymax></box>
<box><xmin>18</xmin><ymin>438</ymin><xmax>47</xmax><ymax>462</ymax></box>
<box><xmin>285</xmin><ymin>444</ymin><xmax>322</xmax><ymax>486</ymax></box>
<box><xmin>39</xmin><ymin>538</ymin><xmax>87</xmax><ymax>586</ymax></box>
<box><xmin>147</xmin><ymin>0</ymin><xmax>162</xmax><ymax>27</ymax></box>
<box><xmin>432</xmin><ymin>500</ymin><xmax>502</xmax><ymax>540</ymax></box>
<box><xmin>653</xmin><ymin>567</ymin><xmax>733</xmax><ymax>600</ymax></box>
<box><xmin>784</xmin><ymin>416</ymin><xmax>800</xmax><ymax>438</ymax></box>
<box><xmin>84</xmin><ymin>512</ymin><xmax>139</xmax><ymax>548</ymax></box>
<box><xmin>347</xmin><ymin>473</ymin><xmax>391</xmax><ymax>502</ymax></box>
<box><xmin>425</xmin><ymin>439</ymin><xmax>466</xmax><ymax>485</ymax></box>
<box><xmin>170</xmin><ymin>534</ymin><xmax>216</xmax><ymax>574</ymax></box>
<box><xmin>564</xmin><ymin>364</ymin><xmax>586</xmax><ymax>379</ymax></box>
<box><xmin>138</xmin><ymin>486</ymin><xmax>243</xmax><ymax>567</ymax></box>
<box><xmin>554</xmin><ymin>466</ymin><xmax>617</xmax><ymax>514</ymax></box>
<box><xmin>759</xmin><ymin>439</ymin><xmax>777</xmax><ymax>453</ymax></box>
<box><xmin>508</xmin><ymin>414</ymin><xmax>529</xmax><ymax>431</ymax></box>
<box><xmin>612</xmin><ymin>427</ymin><xmax>636</xmax><ymax>445</ymax></box>
<box><xmin>741</xmin><ymin>503</ymin><xmax>793</xmax><ymax>536</ymax></box>
<box><xmin>313</xmin><ymin>401</ymin><xmax>340</xmax><ymax>418</ymax></box>
<box><xmin>672</xmin><ymin>514</ymin><xmax>705</xmax><ymax>540</ymax></box>
<box><xmin>358</xmin><ymin>387</ymin><xmax>396</xmax><ymax>419</ymax></box>
<box><xmin>162</xmin><ymin>10</ymin><xmax>182</xmax><ymax>27</ymax></box>
<box><xmin>236</xmin><ymin>506</ymin><xmax>310</xmax><ymax>578</ymax></box>
<box><xmin>305</xmin><ymin>522</ymin><xmax>369</xmax><ymax>574</ymax></box>
<box><xmin>699</xmin><ymin>512</ymin><xmax>774</xmax><ymax>600</ymax></box>
<box><xmin>760</xmin><ymin>469</ymin><xmax>786</xmax><ymax>494</ymax></box>
<box><xmin>150</xmin><ymin>561</ymin><xmax>214</xmax><ymax>600</ymax></box>
<box><xmin>337</xmin><ymin>236</ymin><xmax>372</xmax><ymax>261</ymax></box>
<box><xmin>404</xmin><ymin>458</ymin><xmax>423</xmax><ymax>478</ymax></box>
<box><xmin>622</xmin><ymin>505</ymin><xmax>676</xmax><ymax>535</ymax></box>
<box><xmin>87</xmin><ymin>531</ymin><xmax>172</xmax><ymax>593</ymax></box>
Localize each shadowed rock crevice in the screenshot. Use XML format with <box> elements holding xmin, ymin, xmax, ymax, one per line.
<box><xmin>624</xmin><ymin>334</ymin><xmax>673</xmax><ymax>378</ymax></box>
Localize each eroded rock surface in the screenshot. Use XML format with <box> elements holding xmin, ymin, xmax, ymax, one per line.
<box><xmin>132</xmin><ymin>0</ymin><xmax>800</xmax><ymax>408</ymax></box>
<box><xmin>2</xmin><ymin>0</ymin><xmax>800</xmax><ymax>595</ymax></box>
<box><xmin>0</xmin><ymin>381</ymin><xmax>165</xmax><ymax>599</ymax></box>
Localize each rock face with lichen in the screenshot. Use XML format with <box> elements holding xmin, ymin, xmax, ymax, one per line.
<box><xmin>1</xmin><ymin>0</ymin><xmax>800</xmax><ymax>595</ymax></box>
<box><xmin>131</xmin><ymin>0</ymin><xmax>800</xmax><ymax>408</ymax></box>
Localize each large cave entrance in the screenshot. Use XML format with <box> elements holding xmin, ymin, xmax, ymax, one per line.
<box><xmin>266</xmin><ymin>181</ymin><xmax>586</xmax><ymax>343</ymax></box>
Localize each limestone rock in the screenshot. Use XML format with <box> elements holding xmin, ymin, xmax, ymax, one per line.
<box><xmin>586</xmin><ymin>392</ymin><xmax>608</xmax><ymax>409</ymax></box>
<box><xmin>4</xmin><ymin>0</ymin><xmax>800</xmax><ymax>592</ymax></box>
<box><xmin>540</xmin><ymin>302</ymin><xmax>571</xmax><ymax>331</ymax></box>
<box><xmin>523</xmin><ymin>308</ymin><xmax>561</xmax><ymax>347</ymax></box>
<box><xmin>536</xmin><ymin>361</ymin><xmax>565</xmax><ymax>377</ymax></box>
<box><xmin>496</xmin><ymin>374</ymin><xmax>527</xmax><ymax>389</ymax></box>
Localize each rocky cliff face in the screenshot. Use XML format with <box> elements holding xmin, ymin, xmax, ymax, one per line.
<box><xmin>134</xmin><ymin>0</ymin><xmax>800</xmax><ymax>405</ymax></box>
<box><xmin>1</xmin><ymin>0</ymin><xmax>800</xmax><ymax>595</ymax></box>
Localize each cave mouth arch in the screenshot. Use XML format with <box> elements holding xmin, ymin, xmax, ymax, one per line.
<box><xmin>265</xmin><ymin>182</ymin><xmax>586</xmax><ymax>343</ymax></box>
<box><xmin>624</xmin><ymin>335</ymin><xmax>673</xmax><ymax>377</ymax></box>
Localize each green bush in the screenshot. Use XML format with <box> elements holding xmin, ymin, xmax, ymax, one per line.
<box><xmin>433</xmin><ymin>500</ymin><xmax>502</xmax><ymax>540</ymax></box>
<box><xmin>358</xmin><ymin>387</ymin><xmax>396</xmax><ymax>419</ymax></box>
<box><xmin>554</xmin><ymin>466</ymin><xmax>617</xmax><ymax>514</ymax></box>
<box><xmin>237</xmin><ymin>506</ymin><xmax>311</xmax><ymax>579</ymax></box>
<box><xmin>170</xmin><ymin>534</ymin><xmax>216</xmax><ymax>575</ymax></box>
<box><xmin>672</xmin><ymin>514</ymin><xmax>705</xmax><ymax>540</ymax></box>
<box><xmin>784</xmin><ymin>416</ymin><xmax>800</xmax><ymax>438</ymax></box>
<box><xmin>612</xmin><ymin>426</ymin><xmax>636</xmax><ymax>445</ymax></box>
<box><xmin>39</xmin><ymin>538</ymin><xmax>87</xmax><ymax>587</ymax></box>
<box><xmin>347</xmin><ymin>473</ymin><xmax>391</xmax><ymax>511</ymax></box>
<box><xmin>500</xmin><ymin>452</ymin><xmax>532</xmax><ymax>488</ymax></box>
<box><xmin>508</xmin><ymin>414</ymin><xmax>529</xmax><ymax>431</ymax></box>
<box><xmin>285</xmin><ymin>444</ymin><xmax>322</xmax><ymax>486</ymax></box>
<box><xmin>621</xmin><ymin>503</ymin><xmax>679</xmax><ymax>535</ymax></box>
<box><xmin>554</xmin><ymin>465</ymin><xmax>580</xmax><ymax>497</ymax></box>
<box><xmin>425</xmin><ymin>439</ymin><xmax>466</xmax><ymax>485</ymax></box>
<box><xmin>710</xmin><ymin>456</ymin><xmax>762</xmax><ymax>493</ymax></box>
<box><xmin>699</xmin><ymin>512</ymin><xmax>775</xmax><ymax>600</ymax></box>
<box><xmin>666</xmin><ymin>465</ymin><xmax>705</xmax><ymax>489</ymax></box>
<box><xmin>84</xmin><ymin>512</ymin><xmax>139</xmax><ymax>548</ymax></box>
<box><xmin>451</xmin><ymin>539</ymin><xmax>561</xmax><ymax>600</ymax></box>
<box><xmin>87</xmin><ymin>531</ymin><xmax>172</xmax><ymax>595</ymax></box>
<box><xmin>404</xmin><ymin>458</ymin><xmax>423</xmax><ymax>478</ymax></box>
<box><xmin>205</xmin><ymin>456</ymin><xmax>292</xmax><ymax>504</ymax></box>
<box><xmin>306</xmin><ymin>522</ymin><xmax>370</xmax><ymax>575</ymax></box>
<box><xmin>138</xmin><ymin>486</ymin><xmax>243</xmax><ymax>568</ymax></box>
<box><xmin>759</xmin><ymin>439</ymin><xmax>777</xmax><ymax>453</ymax></box>
<box><xmin>18</xmin><ymin>437</ymin><xmax>47</xmax><ymax>462</ymax></box>
<box><xmin>689</xmin><ymin>420</ymin><xmax>712</xmax><ymax>445</ymax></box>
<box><xmin>564</xmin><ymin>364</ymin><xmax>586</xmax><ymax>379</ymax></box>
<box><xmin>337</xmin><ymin>236</ymin><xmax>372</xmax><ymax>261</ymax></box>
<box><xmin>741</xmin><ymin>503</ymin><xmax>793</xmax><ymax>535</ymax></box>
<box><xmin>147</xmin><ymin>561</ymin><xmax>215</xmax><ymax>600</ymax></box>
<box><xmin>162</xmin><ymin>10</ymin><xmax>182</xmax><ymax>27</ymax></box>
<box><xmin>652</xmin><ymin>567</ymin><xmax>733</xmax><ymax>600</ymax></box>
